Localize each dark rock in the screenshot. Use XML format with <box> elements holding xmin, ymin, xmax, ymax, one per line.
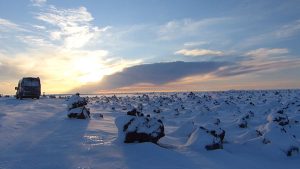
<box><xmin>286</xmin><ymin>146</ymin><xmax>299</xmax><ymax>156</ymax></box>
<box><xmin>277</xmin><ymin>110</ymin><xmax>284</xmax><ymax>114</ymax></box>
<box><xmin>262</xmin><ymin>138</ymin><xmax>271</xmax><ymax>144</ymax></box>
<box><xmin>187</xmin><ymin>92</ymin><xmax>196</xmax><ymax>99</ymax></box>
<box><xmin>66</xmin><ymin>93</ymin><xmax>90</xmax><ymax>119</ymax></box>
<box><xmin>67</xmin><ymin>107</ymin><xmax>90</xmax><ymax>119</ymax></box>
<box><xmin>239</xmin><ymin>120</ymin><xmax>248</xmax><ymax>128</ymax></box>
<box><xmin>205</xmin><ymin>143</ymin><xmax>223</xmax><ymax>150</ymax></box>
<box><xmin>273</xmin><ymin>114</ymin><xmax>289</xmax><ymax>126</ymax></box>
<box><xmin>256</xmin><ymin>130</ymin><xmax>263</xmax><ymax>136</ymax></box>
<box><xmin>127</xmin><ymin>108</ymin><xmax>141</xmax><ymax>116</ymax></box>
<box><xmin>199</xmin><ymin>125</ymin><xmax>226</xmax><ymax>150</ymax></box>
<box><xmin>118</xmin><ymin>116</ymin><xmax>165</xmax><ymax>144</ymax></box>
<box><xmin>153</xmin><ymin>108</ymin><xmax>161</xmax><ymax>113</ymax></box>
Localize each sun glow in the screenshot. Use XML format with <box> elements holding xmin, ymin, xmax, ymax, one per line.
<box><xmin>72</xmin><ymin>55</ymin><xmax>104</xmax><ymax>83</ymax></box>
<box><xmin>0</xmin><ymin>48</ymin><xmax>140</xmax><ymax>94</ymax></box>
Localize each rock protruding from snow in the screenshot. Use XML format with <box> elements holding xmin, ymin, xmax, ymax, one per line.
<box><xmin>66</xmin><ymin>93</ymin><xmax>90</xmax><ymax>119</ymax></box>
<box><xmin>66</xmin><ymin>93</ymin><xmax>88</xmax><ymax>110</ymax></box>
<box><xmin>258</xmin><ymin>109</ymin><xmax>300</xmax><ymax>156</ymax></box>
<box><xmin>115</xmin><ymin>115</ymin><xmax>165</xmax><ymax>143</ymax></box>
<box><xmin>187</xmin><ymin>123</ymin><xmax>225</xmax><ymax>151</ymax></box>
<box><xmin>126</xmin><ymin>108</ymin><xmax>142</xmax><ymax>116</ymax></box>
<box><xmin>238</xmin><ymin>111</ymin><xmax>254</xmax><ymax>128</ymax></box>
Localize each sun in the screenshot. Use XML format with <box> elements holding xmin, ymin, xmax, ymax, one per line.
<box><xmin>72</xmin><ymin>55</ymin><xmax>107</xmax><ymax>83</ymax></box>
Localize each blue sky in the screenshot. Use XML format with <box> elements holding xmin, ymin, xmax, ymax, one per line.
<box><xmin>0</xmin><ymin>0</ymin><xmax>300</xmax><ymax>94</ymax></box>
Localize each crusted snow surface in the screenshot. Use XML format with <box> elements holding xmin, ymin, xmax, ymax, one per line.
<box><xmin>0</xmin><ymin>90</ymin><xmax>300</xmax><ymax>169</ymax></box>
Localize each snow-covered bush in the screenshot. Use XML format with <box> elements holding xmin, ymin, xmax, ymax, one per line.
<box><xmin>115</xmin><ymin>115</ymin><xmax>165</xmax><ymax>143</ymax></box>
<box><xmin>66</xmin><ymin>93</ymin><xmax>90</xmax><ymax>119</ymax></box>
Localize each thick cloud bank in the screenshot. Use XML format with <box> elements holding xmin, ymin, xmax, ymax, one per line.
<box><xmin>73</xmin><ymin>61</ymin><xmax>229</xmax><ymax>93</ymax></box>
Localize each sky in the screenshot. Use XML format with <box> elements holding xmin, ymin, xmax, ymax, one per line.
<box><xmin>0</xmin><ymin>0</ymin><xmax>300</xmax><ymax>94</ymax></box>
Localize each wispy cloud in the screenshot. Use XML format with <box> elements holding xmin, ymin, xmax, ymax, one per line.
<box><xmin>215</xmin><ymin>47</ymin><xmax>298</xmax><ymax>77</ymax></box>
<box><xmin>275</xmin><ymin>19</ymin><xmax>300</xmax><ymax>38</ymax></box>
<box><xmin>31</xmin><ymin>0</ymin><xmax>47</xmax><ymax>7</ymax></box>
<box><xmin>175</xmin><ymin>49</ymin><xmax>224</xmax><ymax>56</ymax></box>
<box><xmin>245</xmin><ymin>48</ymin><xmax>289</xmax><ymax>57</ymax></box>
<box><xmin>16</xmin><ymin>35</ymin><xmax>54</xmax><ymax>47</ymax></box>
<box><xmin>215</xmin><ymin>59</ymin><xmax>300</xmax><ymax>77</ymax></box>
<box><xmin>238</xmin><ymin>19</ymin><xmax>300</xmax><ymax>49</ymax></box>
<box><xmin>0</xmin><ymin>3</ymin><xmax>141</xmax><ymax>94</ymax></box>
<box><xmin>158</xmin><ymin>17</ymin><xmax>231</xmax><ymax>40</ymax></box>
<box><xmin>183</xmin><ymin>41</ymin><xmax>209</xmax><ymax>47</ymax></box>
<box><xmin>35</xmin><ymin>5</ymin><xmax>109</xmax><ymax>49</ymax></box>
<box><xmin>0</xmin><ymin>18</ymin><xmax>25</xmax><ymax>32</ymax></box>
<box><xmin>32</xmin><ymin>25</ymin><xmax>46</xmax><ymax>30</ymax></box>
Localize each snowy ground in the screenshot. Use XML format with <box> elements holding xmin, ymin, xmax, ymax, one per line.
<box><xmin>0</xmin><ymin>90</ymin><xmax>299</xmax><ymax>169</ymax></box>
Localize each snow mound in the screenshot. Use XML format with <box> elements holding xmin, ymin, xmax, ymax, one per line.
<box><xmin>66</xmin><ymin>93</ymin><xmax>90</xmax><ymax>119</ymax></box>
<box><xmin>258</xmin><ymin>110</ymin><xmax>300</xmax><ymax>156</ymax></box>
<box><xmin>186</xmin><ymin>123</ymin><xmax>225</xmax><ymax>151</ymax></box>
<box><xmin>66</xmin><ymin>93</ymin><xmax>88</xmax><ymax>110</ymax></box>
<box><xmin>238</xmin><ymin>111</ymin><xmax>254</xmax><ymax>128</ymax></box>
<box><xmin>169</xmin><ymin>120</ymin><xmax>196</xmax><ymax>138</ymax></box>
<box><xmin>115</xmin><ymin>115</ymin><xmax>165</xmax><ymax>143</ymax></box>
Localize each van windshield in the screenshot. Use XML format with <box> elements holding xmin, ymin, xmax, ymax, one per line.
<box><xmin>22</xmin><ymin>78</ymin><xmax>40</xmax><ymax>87</ymax></box>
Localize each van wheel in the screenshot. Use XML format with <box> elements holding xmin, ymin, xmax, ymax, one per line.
<box><xmin>36</xmin><ymin>96</ymin><xmax>40</xmax><ymax>99</ymax></box>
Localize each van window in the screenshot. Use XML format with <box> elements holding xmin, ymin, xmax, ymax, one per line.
<box><xmin>22</xmin><ymin>79</ymin><xmax>40</xmax><ymax>87</ymax></box>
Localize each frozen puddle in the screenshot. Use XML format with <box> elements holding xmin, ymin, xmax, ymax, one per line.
<box><xmin>82</xmin><ymin>134</ymin><xmax>115</xmax><ymax>147</ymax></box>
<box><xmin>83</xmin><ymin>135</ymin><xmax>105</xmax><ymax>146</ymax></box>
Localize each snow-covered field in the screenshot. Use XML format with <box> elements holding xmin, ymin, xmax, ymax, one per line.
<box><xmin>0</xmin><ymin>90</ymin><xmax>299</xmax><ymax>169</ymax></box>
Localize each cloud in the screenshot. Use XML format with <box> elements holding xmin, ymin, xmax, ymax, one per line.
<box><xmin>72</xmin><ymin>61</ymin><xmax>229</xmax><ymax>93</ymax></box>
<box><xmin>0</xmin><ymin>49</ymin><xmax>139</xmax><ymax>93</ymax></box>
<box><xmin>238</xmin><ymin>20</ymin><xmax>300</xmax><ymax>49</ymax></box>
<box><xmin>31</xmin><ymin>0</ymin><xmax>47</xmax><ymax>7</ymax></box>
<box><xmin>183</xmin><ymin>41</ymin><xmax>209</xmax><ymax>47</ymax></box>
<box><xmin>158</xmin><ymin>17</ymin><xmax>231</xmax><ymax>40</ymax></box>
<box><xmin>16</xmin><ymin>35</ymin><xmax>54</xmax><ymax>47</ymax></box>
<box><xmin>275</xmin><ymin>19</ymin><xmax>300</xmax><ymax>38</ymax></box>
<box><xmin>215</xmin><ymin>48</ymin><xmax>298</xmax><ymax>77</ymax></box>
<box><xmin>0</xmin><ymin>3</ymin><xmax>143</xmax><ymax>94</ymax></box>
<box><xmin>215</xmin><ymin>59</ymin><xmax>300</xmax><ymax>77</ymax></box>
<box><xmin>175</xmin><ymin>49</ymin><xmax>224</xmax><ymax>56</ymax></box>
<box><xmin>32</xmin><ymin>25</ymin><xmax>46</xmax><ymax>30</ymax></box>
<box><xmin>0</xmin><ymin>18</ymin><xmax>25</xmax><ymax>32</ymax></box>
<box><xmin>245</xmin><ymin>48</ymin><xmax>289</xmax><ymax>57</ymax></box>
<box><xmin>0</xmin><ymin>60</ymin><xmax>23</xmax><ymax>81</ymax></box>
<box><xmin>35</xmin><ymin>5</ymin><xmax>109</xmax><ymax>49</ymax></box>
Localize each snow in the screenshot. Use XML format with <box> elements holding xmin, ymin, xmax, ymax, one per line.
<box><xmin>115</xmin><ymin>114</ymin><xmax>164</xmax><ymax>143</ymax></box>
<box><xmin>66</xmin><ymin>93</ymin><xmax>90</xmax><ymax>119</ymax></box>
<box><xmin>0</xmin><ymin>90</ymin><xmax>300</xmax><ymax>169</ymax></box>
